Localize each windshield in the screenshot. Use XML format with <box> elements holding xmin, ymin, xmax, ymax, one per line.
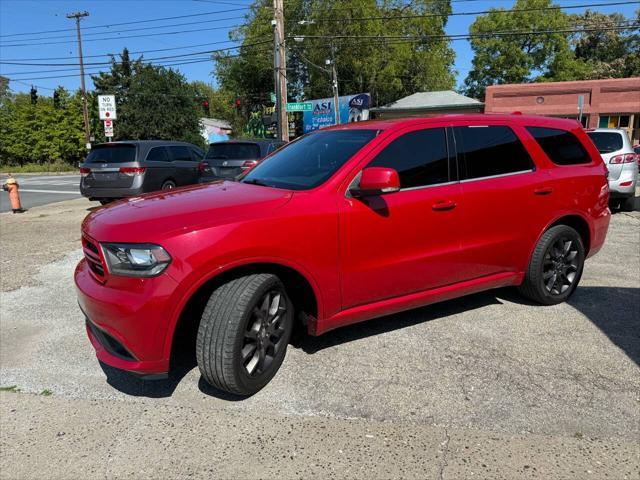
<box><xmin>241</xmin><ymin>129</ymin><xmax>378</xmax><ymax>190</ymax></box>
<box><xmin>206</xmin><ymin>142</ymin><xmax>260</xmax><ymax>160</ymax></box>
<box><xmin>86</xmin><ymin>145</ymin><xmax>136</xmax><ymax>163</ymax></box>
<box><xmin>587</xmin><ymin>132</ymin><xmax>624</xmax><ymax>153</ymax></box>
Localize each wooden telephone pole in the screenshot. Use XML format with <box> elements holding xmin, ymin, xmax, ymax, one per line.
<box><xmin>67</xmin><ymin>11</ymin><xmax>91</xmax><ymax>147</ymax></box>
<box><xmin>273</xmin><ymin>0</ymin><xmax>289</xmax><ymax>142</ymax></box>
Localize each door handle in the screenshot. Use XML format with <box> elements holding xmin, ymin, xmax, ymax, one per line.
<box><xmin>432</xmin><ymin>200</ymin><xmax>457</xmax><ymax>211</ymax></box>
<box><xmin>534</xmin><ymin>186</ymin><xmax>554</xmax><ymax>195</ymax></box>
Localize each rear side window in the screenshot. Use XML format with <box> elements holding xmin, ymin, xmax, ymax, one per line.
<box><xmin>190</xmin><ymin>147</ymin><xmax>204</xmax><ymax>160</ymax></box>
<box><xmin>86</xmin><ymin>145</ymin><xmax>136</xmax><ymax>163</ymax></box>
<box><xmin>586</xmin><ymin>132</ymin><xmax>624</xmax><ymax>153</ymax></box>
<box><xmin>169</xmin><ymin>145</ymin><xmax>192</xmax><ymax>161</ymax></box>
<box><xmin>368</xmin><ymin>128</ymin><xmax>449</xmax><ymax>188</ymax></box>
<box><xmin>453</xmin><ymin>126</ymin><xmax>534</xmax><ymax>180</ymax></box>
<box><xmin>206</xmin><ymin>143</ymin><xmax>261</xmax><ymax>160</ymax></box>
<box><xmin>527</xmin><ymin>127</ymin><xmax>590</xmax><ymax>165</ymax></box>
<box><xmin>145</xmin><ymin>147</ymin><xmax>169</xmax><ymax>162</ymax></box>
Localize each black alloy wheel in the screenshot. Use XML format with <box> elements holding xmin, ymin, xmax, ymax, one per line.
<box><xmin>542</xmin><ymin>236</ymin><xmax>579</xmax><ymax>295</ymax></box>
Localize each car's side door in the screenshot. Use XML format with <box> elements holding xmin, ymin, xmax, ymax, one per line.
<box><xmin>339</xmin><ymin>125</ymin><xmax>464</xmax><ymax>309</ymax></box>
<box><xmin>452</xmin><ymin>123</ymin><xmax>552</xmax><ymax>278</ymax></box>
<box><xmin>167</xmin><ymin>145</ymin><xmax>198</xmax><ymax>186</ymax></box>
<box><xmin>142</xmin><ymin>146</ymin><xmax>171</xmax><ymax>192</ymax></box>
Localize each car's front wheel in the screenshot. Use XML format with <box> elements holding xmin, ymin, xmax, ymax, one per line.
<box><xmin>196</xmin><ymin>273</ymin><xmax>293</xmax><ymax>396</ymax></box>
<box><xmin>518</xmin><ymin>225</ymin><xmax>585</xmax><ymax>305</ymax></box>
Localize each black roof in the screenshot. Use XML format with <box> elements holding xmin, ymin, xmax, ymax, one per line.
<box><xmin>95</xmin><ymin>140</ymin><xmax>199</xmax><ymax>147</ymax></box>
<box><xmin>209</xmin><ymin>138</ymin><xmax>285</xmax><ymax>146</ymax></box>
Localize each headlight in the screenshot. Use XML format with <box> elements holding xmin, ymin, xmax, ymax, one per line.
<box><xmin>101</xmin><ymin>243</ymin><xmax>171</xmax><ymax>277</ymax></box>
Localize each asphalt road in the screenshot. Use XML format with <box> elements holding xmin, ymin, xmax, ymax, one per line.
<box><xmin>0</xmin><ymin>199</ymin><xmax>639</xmax><ymax>479</ymax></box>
<box><xmin>0</xmin><ymin>175</ymin><xmax>82</xmax><ymax>213</ymax></box>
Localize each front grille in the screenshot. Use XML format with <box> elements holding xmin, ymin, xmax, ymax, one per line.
<box><xmin>86</xmin><ymin>320</ymin><xmax>136</xmax><ymax>361</ymax></box>
<box><xmin>82</xmin><ymin>235</ymin><xmax>106</xmax><ymax>280</ymax></box>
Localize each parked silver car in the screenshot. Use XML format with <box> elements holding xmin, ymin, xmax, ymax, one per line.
<box><xmin>80</xmin><ymin>140</ymin><xmax>205</xmax><ymax>204</ymax></box>
<box><xmin>587</xmin><ymin>128</ymin><xmax>638</xmax><ymax>211</ymax></box>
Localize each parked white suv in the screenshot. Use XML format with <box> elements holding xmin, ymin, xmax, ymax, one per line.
<box><xmin>587</xmin><ymin>128</ymin><xmax>638</xmax><ymax>211</ymax></box>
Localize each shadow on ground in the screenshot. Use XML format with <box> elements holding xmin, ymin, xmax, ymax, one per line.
<box><xmin>100</xmin><ymin>285</ymin><xmax>639</xmax><ymax>400</ymax></box>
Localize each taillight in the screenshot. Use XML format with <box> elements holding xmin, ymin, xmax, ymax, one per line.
<box><xmin>619</xmin><ymin>180</ymin><xmax>634</xmax><ymax>187</ymax></box>
<box><xmin>119</xmin><ymin>167</ymin><xmax>146</xmax><ymax>176</ymax></box>
<box><xmin>609</xmin><ymin>154</ymin><xmax>636</xmax><ymax>164</ymax></box>
<box><xmin>80</xmin><ymin>167</ymin><xmax>91</xmax><ymax>177</ymax></box>
<box><xmin>197</xmin><ymin>161</ymin><xmax>206</xmax><ymax>172</ymax></box>
<box><xmin>241</xmin><ymin>160</ymin><xmax>258</xmax><ymax>170</ymax></box>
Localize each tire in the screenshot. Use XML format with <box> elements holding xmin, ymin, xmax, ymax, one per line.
<box><xmin>518</xmin><ymin>225</ymin><xmax>585</xmax><ymax>305</ymax></box>
<box><xmin>99</xmin><ymin>199</ymin><xmax>111</xmax><ymax>205</ymax></box>
<box><xmin>621</xmin><ymin>195</ymin><xmax>635</xmax><ymax>212</ymax></box>
<box><xmin>161</xmin><ymin>180</ymin><xmax>176</xmax><ymax>190</ymax></box>
<box><xmin>196</xmin><ymin>274</ymin><xmax>293</xmax><ymax>396</ymax></box>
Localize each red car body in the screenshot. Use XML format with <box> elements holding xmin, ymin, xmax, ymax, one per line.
<box><xmin>75</xmin><ymin>114</ymin><xmax>610</xmax><ymax>377</ymax></box>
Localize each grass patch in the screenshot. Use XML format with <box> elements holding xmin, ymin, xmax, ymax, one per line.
<box><xmin>1</xmin><ymin>161</ymin><xmax>78</xmax><ymax>174</ymax></box>
<box><xmin>0</xmin><ymin>385</ymin><xmax>19</xmax><ymax>393</ymax></box>
<box><xmin>40</xmin><ymin>389</ymin><xmax>53</xmax><ymax>396</ymax></box>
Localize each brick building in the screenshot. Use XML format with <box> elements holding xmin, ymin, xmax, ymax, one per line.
<box><xmin>484</xmin><ymin>77</ymin><xmax>640</xmax><ymax>144</ymax></box>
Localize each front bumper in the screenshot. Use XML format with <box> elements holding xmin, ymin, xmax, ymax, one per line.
<box><xmin>75</xmin><ymin>258</ymin><xmax>178</xmax><ymax>375</ymax></box>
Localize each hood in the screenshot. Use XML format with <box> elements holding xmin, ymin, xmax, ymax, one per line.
<box><xmin>83</xmin><ymin>181</ymin><xmax>292</xmax><ymax>242</ymax></box>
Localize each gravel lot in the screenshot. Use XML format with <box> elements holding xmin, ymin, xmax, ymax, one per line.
<box><xmin>1</xmin><ymin>199</ymin><xmax>638</xmax><ymax>479</ymax></box>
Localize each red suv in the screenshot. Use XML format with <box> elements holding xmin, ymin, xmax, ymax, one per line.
<box><xmin>75</xmin><ymin>115</ymin><xmax>611</xmax><ymax>395</ymax></box>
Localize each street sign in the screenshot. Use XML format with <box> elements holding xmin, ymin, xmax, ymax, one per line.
<box><xmin>286</xmin><ymin>102</ymin><xmax>313</xmax><ymax>112</ymax></box>
<box><xmin>270</xmin><ymin>92</ymin><xmax>277</xmax><ymax>103</ymax></box>
<box><xmin>103</xmin><ymin>119</ymin><xmax>114</xmax><ymax>138</ymax></box>
<box><xmin>98</xmin><ymin>95</ymin><xmax>117</xmax><ymax>120</ymax></box>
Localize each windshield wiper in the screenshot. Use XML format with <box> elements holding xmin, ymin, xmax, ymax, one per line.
<box><xmin>207</xmin><ymin>155</ymin><xmax>228</xmax><ymax>159</ymax></box>
<box><xmin>243</xmin><ymin>178</ymin><xmax>271</xmax><ymax>187</ymax></box>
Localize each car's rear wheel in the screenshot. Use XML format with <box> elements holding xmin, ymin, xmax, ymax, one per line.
<box><xmin>621</xmin><ymin>195</ymin><xmax>635</xmax><ymax>212</ymax></box>
<box><xmin>196</xmin><ymin>273</ymin><xmax>293</xmax><ymax>396</ymax></box>
<box><xmin>99</xmin><ymin>199</ymin><xmax>112</xmax><ymax>205</ymax></box>
<box><xmin>161</xmin><ymin>180</ymin><xmax>176</xmax><ymax>190</ymax></box>
<box><xmin>518</xmin><ymin>225</ymin><xmax>585</xmax><ymax>305</ymax></box>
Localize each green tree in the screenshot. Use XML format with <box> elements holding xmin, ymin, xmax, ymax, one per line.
<box><xmin>0</xmin><ymin>89</ymin><xmax>86</xmax><ymax>166</ymax></box>
<box><xmin>214</xmin><ymin>0</ymin><xmax>456</xmax><ymax>121</ymax></box>
<box><xmin>91</xmin><ymin>49</ymin><xmax>204</xmax><ymax>146</ymax></box>
<box><xmin>570</xmin><ymin>9</ymin><xmax>640</xmax><ymax>79</ymax></box>
<box><xmin>463</xmin><ymin>0</ymin><xmax>577</xmax><ymax>99</ymax></box>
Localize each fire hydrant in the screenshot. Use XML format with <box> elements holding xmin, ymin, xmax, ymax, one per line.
<box><xmin>2</xmin><ymin>176</ymin><xmax>25</xmax><ymax>213</ymax></box>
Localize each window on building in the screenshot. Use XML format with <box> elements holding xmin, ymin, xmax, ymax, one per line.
<box><xmin>368</xmin><ymin>128</ymin><xmax>449</xmax><ymax>188</ymax></box>
<box><xmin>453</xmin><ymin>126</ymin><xmax>534</xmax><ymax>180</ymax></box>
<box><xmin>599</xmin><ymin>115</ymin><xmax>631</xmax><ymax>129</ymax></box>
<box><xmin>527</xmin><ymin>127</ymin><xmax>590</xmax><ymax>165</ymax></box>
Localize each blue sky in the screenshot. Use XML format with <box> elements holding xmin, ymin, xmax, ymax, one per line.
<box><xmin>0</xmin><ymin>0</ymin><xmax>636</xmax><ymax>99</ymax></box>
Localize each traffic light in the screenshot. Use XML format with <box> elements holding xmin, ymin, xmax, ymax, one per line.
<box><xmin>202</xmin><ymin>99</ymin><xmax>210</xmax><ymax>117</ymax></box>
<box><xmin>235</xmin><ymin>98</ymin><xmax>241</xmax><ymax>114</ymax></box>
<box><xmin>30</xmin><ymin>86</ymin><xmax>38</xmax><ymax>105</ymax></box>
<box><xmin>53</xmin><ymin>89</ymin><xmax>60</xmax><ymax>109</ymax></box>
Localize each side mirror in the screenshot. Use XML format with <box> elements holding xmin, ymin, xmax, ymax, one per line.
<box><xmin>350</xmin><ymin>167</ymin><xmax>401</xmax><ymax>197</ymax></box>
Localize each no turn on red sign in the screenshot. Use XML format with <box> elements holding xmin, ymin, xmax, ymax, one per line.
<box><xmin>98</xmin><ymin>95</ymin><xmax>117</xmax><ymax>120</ymax></box>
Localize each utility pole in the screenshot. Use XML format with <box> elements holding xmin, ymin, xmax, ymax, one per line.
<box><xmin>273</xmin><ymin>0</ymin><xmax>289</xmax><ymax>142</ymax></box>
<box><xmin>329</xmin><ymin>44</ymin><xmax>340</xmax><ymax>125</ymax></box>
<box><xmin>67</xmin><ymin>11</ymin><xmax>91</xmax><ymax>148</ymax></box>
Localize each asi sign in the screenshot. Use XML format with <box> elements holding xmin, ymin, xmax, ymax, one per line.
<box><xmin>286</xmin><ymin>102</ymin><xmax>313</xmax><ymax>112</ymax></box>
<box><xmin>98</xmin><ymin>95</ymin><xmax>117</xmax><ymax>120</ymax></box>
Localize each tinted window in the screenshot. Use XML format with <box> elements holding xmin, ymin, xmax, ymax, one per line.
<box><xmin>368</xmin><ymin>128</ymin><xmax>449</xmax><ymax>188</ymax></box>
<box><xmin>190</xmin><ymin>147</ymin><xmax>204</xmax><ymax>160</ymax></box>
<box><xmin>86</xmin><ymin>145</ymin><xmax>136</xmax><ymax>164</ymax></box>
<box><xmin>145</xmin><ymin>147</ymin><xmax>169</xmax><ymax>162</ymax></box>
<box><xmin>169</xmin><ymin>145</ymin><xmax>192</xmax><ymax>161</ymax></box>
<box><xmin>206</xmin><ymin>143</ymin><xmax>260</xmax><ymax>160</ymax></box>
<box><xmin>242</xmin><ymin>130</ymin><xmax>377</xmax><ymax>190</ymax></box>
<box><xmin>454</xmin><ymin>126</ymin><xmax>534</xmax><ymax>180</ymax></box>
<box><xmin>527</xmin><ymin>127</ymin><xmax>590</xmax><ymax>165</ymax></box>
<box><xmin>586</xmin><ymin>132</ymin><xmax>624</xmax><ymax>153</ymax></box>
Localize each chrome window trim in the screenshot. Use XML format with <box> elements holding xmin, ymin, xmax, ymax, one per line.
<box><xmin>459</xmin><ymin>168</ymin><xmax>535</xmax><ymax>183</ymax></box>
<box><xmin>399</xmin><ymin>180</ymin><xmax>458</xmax><ymax>192</ymax></box>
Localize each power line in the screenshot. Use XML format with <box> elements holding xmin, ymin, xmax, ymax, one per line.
<box><xmin>1</xmin><ymin>16</ymin><xmax>248</xmax><ymax>43</ymax></box>
<box><xmin>0</xmin><ymin>6</ymin><xmax>252</xmax><ymax>39</ymax></box>
<box><xmin>0</xmin><ymin>39</ymin><xmax>272</xmax><ymax>68</ymax></box>
<box><xmin>298</xmin><ymin>1</ymin><xmax>640</xmax><ymax>23</ymax></box>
